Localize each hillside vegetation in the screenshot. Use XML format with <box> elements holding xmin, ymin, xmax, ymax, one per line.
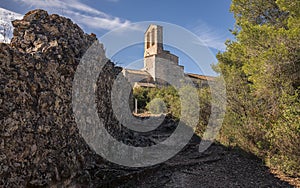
<box><xmin>216</xmin><ymin>0</ymin><xmax>300</xmax><ymax>176</ymax></box>
<box><xmin>134</xmin><ymin>0</ymin><xmax>300</xmax><ymax>177</ymax></box>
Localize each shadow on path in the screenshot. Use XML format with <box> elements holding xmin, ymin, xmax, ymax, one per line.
<box><xmin>90</xmin><ymin>116</ymin><xmax>293</xmax><ymax>188</ymax></box>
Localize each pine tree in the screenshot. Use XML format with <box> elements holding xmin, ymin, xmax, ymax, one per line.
<box><xmin>216</xmin><ymin>0</ymin><xmax>300</xmax><ymax>176</ymax></box>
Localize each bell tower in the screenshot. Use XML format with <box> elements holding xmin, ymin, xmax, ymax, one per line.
<box><xmin>144</xmin><ymin>24</ymin><xmax>163</xmax><ymax>57</ymax></box>
<box><xmin>144</xmin><ymin>25</ymin><xmax>163</xmax><ymax>78</ymax></box>
<box><xmin>143</xmin><ymin>24</ymin><xmax>182</xmax><ymax>81</ymax></box>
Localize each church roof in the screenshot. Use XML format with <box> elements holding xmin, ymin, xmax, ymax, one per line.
<box><xmin>134</xmin><ymin>82</ymin><xmax>156</xmax><ymax>88</ymax></box>
<box><xmin>123</xmin><ymin>69</ymin><xmax>150</xmax><ymax>76</ymax></box>
<box><xmin>186</xmin><ymin>73</ymin><xmax>215</xmax><ymax>81</ymax></box>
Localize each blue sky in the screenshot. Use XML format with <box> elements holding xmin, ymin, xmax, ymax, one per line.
<box><xmin>0</xmin><ymin>0</ymin><xmax>235</xmax><ymax>75</ymax></box>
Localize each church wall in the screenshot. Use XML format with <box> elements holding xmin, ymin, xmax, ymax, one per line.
<box><xmin>154</xmin><ymin>56</ymin><xmax>185</xmax><ymax>84</ymax></box>
<box><xmin>144</xmin><ymin>56</ymin><xmax>156</xmax><ymax>79</ymax></box>
<box><xmin>122</xmin><ymin>70</ymin><xmax>150</xmax><ymax>83</ymax></box>
<box><xmin>157</xmin><ymin>52</ymin><xmax>179</xmax><ymax>65</ymax></box>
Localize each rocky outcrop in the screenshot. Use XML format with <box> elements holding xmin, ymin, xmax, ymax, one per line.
<box><xmin>11</xmin><ymin>10</ymin><xmax>96</xmax><ymax>60</ymax></box>
<box><xmin>1</xmin><ymin>8</ymin><xmax>165</xmax><ymax>187</ymax></box>
<box><xmin>0</xmin><ymin>9</ymin><xmax>117</xmax><ymax>187</ymax></box>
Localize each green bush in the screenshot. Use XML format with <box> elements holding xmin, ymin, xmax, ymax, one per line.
<box><xmin>147</xmin><ymin>98</ymin><xmax>167</xmax><ymax>114</ymax></box>
<box><xmin>133</xmin><ymin>85</ymin><xmax>212</xmax><ymax>135</ymax></box>
<box><xmin>133</xmin><ymin>87</ymin><xmax>151</xmax><ymax>111</ymax></box>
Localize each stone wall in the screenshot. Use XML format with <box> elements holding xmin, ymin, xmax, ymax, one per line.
<box><xmin>122</xmin><ymin>69</ymin><xmax>151</xmax><ymax>84</ymax></box>
<box><xmin>0</xmin><ymin>9</ymin><xmax>126</xmax><ymax>187</ymax></box>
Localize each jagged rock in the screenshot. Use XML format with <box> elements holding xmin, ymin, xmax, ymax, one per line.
<box><xmin>0</xmin><ymin>8</ymin><xmax>159</xmax><ymax>187</ymax></box>
<box><xmin>0</xmin><ymin>9</ymin><xmax>115</xmax><ymax>187</ymax></box>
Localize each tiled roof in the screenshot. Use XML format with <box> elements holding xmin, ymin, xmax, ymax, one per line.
<box><xmin>186</xmin><ymin>73</ymin><xmax>215</xmax><ymax>81</ymax></box>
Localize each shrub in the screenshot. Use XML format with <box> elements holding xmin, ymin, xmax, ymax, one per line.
<box><xmin>147</xmin><ymin>98</ymin><xmax>167</xmax><ymax>114</ymax></box>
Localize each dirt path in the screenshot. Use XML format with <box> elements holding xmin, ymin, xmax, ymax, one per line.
<box><xmin>94</xmin><ymin>136</ymin><xmax>292</xmax><ymax>187</ymax></box>
<box><xmin>70</xmin><ymin>117</ymin><xmax>296</xmax><ymax>187</ymax></box>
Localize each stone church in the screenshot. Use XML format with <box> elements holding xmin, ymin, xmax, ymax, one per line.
<box><xmin>122</xmin><ymin>24</ymin><xmax>214</xmax><ymax>88</ymax></box>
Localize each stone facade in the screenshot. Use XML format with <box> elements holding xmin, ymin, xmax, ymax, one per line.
<box><xmin>123</xmin><ymin>24</ymin><xmax>213</xmax><ymax>88</ymax></box>
<box><xmin>143</xmin><ymin>24</ymin><xmax>183</xmax><ymax>82</ymax></box>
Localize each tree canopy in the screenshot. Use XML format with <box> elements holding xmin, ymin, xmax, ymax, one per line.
<box><xmin>216</xmin><ymin>0</ymin><xmax>300</xmax><ymax>176</ymax></box>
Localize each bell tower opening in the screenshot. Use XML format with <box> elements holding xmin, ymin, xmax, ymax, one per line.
<box><xmin>151</xmin><ymin>28</ymin><xmax>155</xmax><ymax>46</ymax></box>
<box><xmin>144</xmin><ymin>24</ymin><xmax>163</xmax><ymax>58</ymax></box>
<box><xmin>146</xmin><ymin>32</ymin><xmax>150</xmax><ymax>49</ymax></box>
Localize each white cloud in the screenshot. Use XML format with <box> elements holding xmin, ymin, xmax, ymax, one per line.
<box><xmin>0</xmin><ymin>8</ymin><xmax>23</xmax><ymax>43</ymax></box>
<box><xmin>62</xmin><ymin>9</ymin><xmax>131</xmax><ymax>30</ymax></box>
<box><xmin>190</xmin><ymin>20</ymin><xmax>227</xmax><ymax>51</ymax></box>
<box><xmin>14</xmin><ymin>0</ymin><xmax>131</xmax><ymax>30</ymax></box>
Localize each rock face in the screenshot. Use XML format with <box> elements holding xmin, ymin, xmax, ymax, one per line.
<box><xmin>0</xmin><ymin>9</ymin><xmax>164</xmax><ymax>187</ymax></box>
<box><xmin>11</xmin><ymin>9</ymin><xmax>96</xmax><ymax>59</ymax></box>
<box><xmin>0</xmin><ymin>9</ymin><xmax>120</xmax><ymax>187</ymax></box>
